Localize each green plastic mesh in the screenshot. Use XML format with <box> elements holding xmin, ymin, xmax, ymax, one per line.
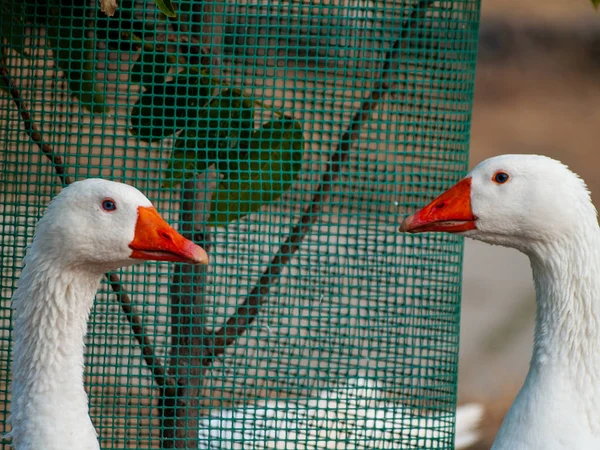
<box><xmin>0</xmin><ymin>0</ymin><xmax>480</xmax><ymax>448</ymax></box>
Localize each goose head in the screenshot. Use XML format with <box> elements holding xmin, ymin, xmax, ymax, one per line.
<box><xmin>31</xmin><ymin>178</ymin><xmax>209</xmax><ymax>272</ymax></box>
<box><xmin>400</xmin><ymin>154</ymin><xmax>598</xmax><ymax>253</ymax></box>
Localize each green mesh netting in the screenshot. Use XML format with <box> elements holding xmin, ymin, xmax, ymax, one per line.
<box><xmin>0</xmin><ymin>0</ymin><xmax>480</xmax><ymax>448</ymax></box>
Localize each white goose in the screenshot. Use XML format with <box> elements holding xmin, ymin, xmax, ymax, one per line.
<box><xmin>401</xmin><ymin>154</ymin><xmax>600</xmax><ymax>449</ymax></box>
<box><xmin>6</xmin><ymin>179</ymin><xmax>209</xmax><ymax>450</ymax></box>
<box><xmin>198</xmin><ymin>377</ymin><xmax>483</xmax><ymax>449</ymax></box>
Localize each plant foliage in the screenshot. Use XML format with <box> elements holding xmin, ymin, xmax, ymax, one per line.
<box><xmin>0</xmin><ymin>0</ymin><xmax>305</xmax><ymax>227</ymax></box>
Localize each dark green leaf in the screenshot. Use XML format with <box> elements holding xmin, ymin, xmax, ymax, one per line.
<box><xmin>96</xmin><ymin>0</ymin><xmax>154</xmax><ymax>51</ymax></box>
<box><xmin>593</xmin><ymin>0</ymin><xmax>600</xmax><ymax>9</ymax></box>
<box><xmin>162</xmin><ymin>89</ymin><xmax>255</xmax><ymax>186</ymax></box>
<box><xmin>130</xmin><ymin>50</ymin><xmax>169</xmax><ymax>85</ymax></box>
<box><xmin>46</xmin><ymin>6</ymin><xmax>106</xmax><ymax>113</ymax></box>
<box><xmin>0</xmin><ymin>0</ymin><xmax>26</xmax><ymax>53</ymax></box>
<box><xmin>130</xmin><ymin>74</ymin><xmax>213</xmax><ymax>143</ymax></box>
<box><xmin>154</xmin><ymin>0</ymin><xmax>177</xmax><ymax>17</ymax></box>
<box><xmin>200</xmin><ymin>89</ymin><xmax>255</xmax><ymax>151</ymax></box>
<box><xmin>209</xmin><ymin>117</ymin><xmax>304</xmax><ymax>226</ymax></box>
<box><xmin>162</xmin><ymin>132</ymin><xmax>217</xmax><ymax>188</ymax></box>
<box><xmin>0</xmin><ymin>77</ymin><xmax>9</xmax><ymax>97</ymax></box>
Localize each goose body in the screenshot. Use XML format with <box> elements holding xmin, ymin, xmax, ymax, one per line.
<box><xmin>7</xmin><ymin>179</ymin><xmax>208</xmax><ymax>450</ymax></box>
<box><xmin>198</xmin><ymin>378</ymin><xmax>483</xmax><ymax>449</ymax></box>
<box><xmin>401</xmin><ymin>154</ymin><xmax>600</xmax><ymax>448</ymax></box>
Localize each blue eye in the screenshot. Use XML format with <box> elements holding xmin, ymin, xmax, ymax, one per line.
<box><xmin>493</xmin><ymin>172</ymin><xmax>510</xmax><ymax>184</ymax></box>
<box><xmin>102</xmin><ymin>199</ymin><xmax>117</xmax><ymax>212</ymax></box>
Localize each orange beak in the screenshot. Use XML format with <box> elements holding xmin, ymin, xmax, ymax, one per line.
<box><xmin>399</xmin><ymin>178</ymin><xmax>477</xmax><ymax>233</ymax></box>
<box><xmin>129</xmin><ymin>206</ymin><xmax>209</xmax><ymax>265</ymax></box>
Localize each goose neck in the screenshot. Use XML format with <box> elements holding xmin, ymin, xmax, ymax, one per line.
<box><xmin>528</xmin><ymin>229</ymin><xmax>600</xmax><ymax>379</ymax></box>
<box><xmin>8</xmin><ymin>255</ymin><xmax>102</xmax><ymax>450</ymax></box>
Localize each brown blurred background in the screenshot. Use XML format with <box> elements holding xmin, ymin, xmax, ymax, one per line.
<box><xmin>460</xmin><ymin>0</ymin><xmax>600</xmax><ymax>448</ymax></box>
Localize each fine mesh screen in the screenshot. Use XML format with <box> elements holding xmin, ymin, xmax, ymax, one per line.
<box><xmin>0</xmin><ymin>0</ymin><xmax>480</xmax><ymax>448</ymax></box>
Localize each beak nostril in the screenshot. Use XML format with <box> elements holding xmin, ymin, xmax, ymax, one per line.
<box><xmin>435</xmin><ymin>202</ymin><xmax>445</xmax><ymax>209</ymax></box>
<box><xmin>159</xmin><ymin>230</ymin><xmax>174</xmax><ymax>243</ymax></box>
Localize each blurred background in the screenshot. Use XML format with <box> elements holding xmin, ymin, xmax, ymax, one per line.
<box><xmin>461</xmin><ymin>0</ymin><xmax>600</xmax><ymax>447</ymax></box>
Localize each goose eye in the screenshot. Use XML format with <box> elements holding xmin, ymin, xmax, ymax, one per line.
<box><xmin>102</xmin><ymin>199</ymin><xmax>117</xmax><ymax>212</ymax></box>
<box><xmin>493</xmin><ymin>172</ymin><xmax>510</xmax><ymax>184</ymax></box>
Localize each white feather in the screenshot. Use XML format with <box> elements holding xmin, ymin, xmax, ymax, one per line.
<box><xmin>8</xmin><ymin>179</ymin><xmax>156</xmax><ymax>450</ymax></box>
<box><xmin>405</xmin><ymin>155</ymin><xmax>600</xmax><ymax>449</ymax></box>
<box><xmin>198</xmin><ymin>378</ymin><xmax>482</xmax><ymax>449</ymax></box>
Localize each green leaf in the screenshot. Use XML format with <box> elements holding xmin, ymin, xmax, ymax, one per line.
<box><xmin>162</xmin><ymin>132</ymin><xmax>217</xmax><ymax>188</ymax></box>
<box><xmin>0</xmin><ymin>76</ymin><xmax>9</xmax><ymax>97</ymax></box>
<box><xmin>130</xmin><ymin>74</ymin><xmax>213</xmax><ymax>143</ymax></box>
<box><xmin>0</xmin><ymin>0</ymin><xmax>26</xmax><ymax>53</ymax></box>
<box><xmin>46</xmin><ymin>5</ymin><xmax>106</xmax><ymax>114</ymax></box>
<box><xmin>154</xmin><ymin>0</ymin><xmax>177</xmax><ymax>17</ymax></box>
<box><xmin>209</xmin><ymin>117</ymin><xmax>304</xmax><ymax>226</ymax></box>
<box><xmin>203</xmin><ymin>89</ymin><xmax>255</xmax><ymax>151</ymax></box>
<box><xmin>593</xmin><ymin>0</ymin><xmax>600</xmax><ymax>9</ymax></box>
<box><xmin>130</xmin><ymin>50</ymin><xmax>169</xmax><ymax>85</ymax></box>
<box><xmin>162</xmin><ymin>89</ymin><xmax>255</xmax><ymax>187</ymax></box>
<box><xmin>96</xmin><ymin>0</ymin><xmax>154</xmax><ymax>51</ymax></box>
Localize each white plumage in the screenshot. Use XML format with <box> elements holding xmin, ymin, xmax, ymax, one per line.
<box><xmin>199</xmin><ymin>378</ymin><xmax>482</xmax><ymax>449</ymax></box>
<box><xmin>7</xmin><ymin>179</ymin><xmax>208</xmax><ymax>450</ymax></box>
<box><xmin>402</xmin><ymin>154</ymin><xmax>600</xmax><ymax>449</ymax></box>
